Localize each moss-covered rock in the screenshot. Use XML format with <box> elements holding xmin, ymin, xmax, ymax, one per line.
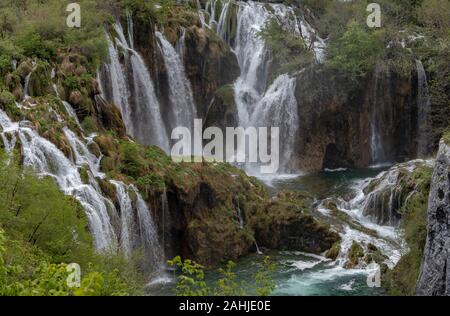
<box><xmin>28</xmin><ymin>62</ymin><xmax>52</xmax><ymax>97</ymax></box>
<box><xmin>252</xmin><ymin>191</ymin><xmax>341</xmax><ymax>255</ymax></box>
<box><xmin>325</xmin><ymin>241</ymin><xmax>341</xmax><ymax>260</ymax></box>
<box><xmin>382</xmin><ymin>164</ymin><xmax>432</xmax><ymax>295</ymax></box>
<box><xmin>344</xmin><ymin>241</ymin><xmax>364</xmax><ymax>269</ymax></box>
<box><xmin>94</xmin><ymin>95</ymin><xmax>126</xmax><ymax>136</ymax></box>
<box><xmin>184</xmin><ymin>25</ymin><xmax>240</xmax><ymax>116</ymax></box>
<box><xmin>204</xmin><ymin>84</ymin><xmax>238</xmax><ymax>130</ymax></box>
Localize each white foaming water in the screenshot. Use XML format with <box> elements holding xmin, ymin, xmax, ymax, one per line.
<box><xmin>99</xmin><ymin>21</ymin><xmax>170</xmax><ymax>152</ymax></box>
<box><xmin>248</xmin><ymin>74</ymin><xmax>299</xmax><ymax>174</ymax></box>
<box><xmin>1</xmin><ymin>108</ymin><xmax>165</xmax><ymax>273</ymax></box>
<box><xmin>135</xmin><ymin>188</ymin><xmax>165</xmax><ymax>271</ymax></box>
<box><xmin>104</xmin><ymin>33</ymin><xmax>131</xmax><ymax>127</ymax></box>
<box><xmin>63</xmin><ymin>127</ymin><xmax>103</xmax><ymax>178</ymax></box>
<box><xmin>206</xmin><ymin>2</ymin><xmax>307</xmax><ymax>176</ymax></box>
<box><xmin>111</xmin><ymin>180</ymin><xmax>136</xmax><ymax>258</ymax></box>
<box><xmin>53</xmin><ymin>84</ymin><xmax>81</xmax><ymax>127</ymax></box>
<box><xmin>416</xmin><ymin>59</ymin><xmax>432</xmax><ymax>158</ymax></box>
<box><xmin>0</xmin><ymin>109</ymin><xmax>117</xmax><ymax>251</ymax></box>
<box><xmin>175</xmin><ymin>27</ymin><xmax>186</xmax><ymax>61</ymax></box>
<box><xmin>155</xmin><ymin>31</ymin><xmax>197</xmax><ymax>133</ymax></box>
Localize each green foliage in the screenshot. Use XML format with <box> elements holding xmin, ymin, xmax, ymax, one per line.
<box><xmin>168</xmin><ymin>256</ymin><xmax>276</xmax><ymax>296</ymax></box>
<box><xmin>259</xmin><ymin>17</ymin><xmax>313</xmax><ymax>77</ymax></box>
<box><xmin>0</xmin><ymin>157</ymin><xmax>93</xmax><ymax>263</ymax></box>
<box><xmin>168</xmin><ymin>256</ymin><xmax>208</xmax><ymax>296</ymax></box>
<box><xmin>215</xmin><ymin>261</ymin><xmax>245</xmax><ymax>296</ymax></box>
<box><xmin>81</xmin><ymin>116</ymin><xmax>99</xmax><ymax>134</ymax></box>
<box><xmin>383</xmin><ymin>166</ymin><xmax>432</xmax><ymax>295</ymax></box>
<box><xmin>326</xmin><ymin>21</ymin><xmax>384</xmax><ymax>79</ymax></box>
<box><xmin>1</xmin><ymin>0</ymin><xmax>109</xmax><ymax>67</ymax></box>
<box><xmin>0</xmin><ymin>154</ymin><xmax>141</xmax><ymax>296</ymax></box>
<box><xmin>254</xmin><ymin>256</ymin><xmax>276</xmax><ymax>296</ymax></box>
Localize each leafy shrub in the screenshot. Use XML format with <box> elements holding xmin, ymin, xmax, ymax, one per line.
<box><xmin>326</xmin><ymin>21</ymin><xmax>384</xmax><ymax>79</ymax></box>
<box><xmin>259</xmin><ymin>17</ymin><xmax>314</xmax><ymax>77</ymax></box>
<box><xmin>168</xmin><ymin>256</ymin><xmax>276</xmax><ymax>296</ymax></box>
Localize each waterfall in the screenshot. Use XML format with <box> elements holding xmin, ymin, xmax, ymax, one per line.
<box><xmin>175</xmin><ymin>27</ymin><xmax>186</xmax><ymax>61</ymax></box>
<box><xmin>155</xmin><ymin>31</ymin><xmax>197</xmax><ymax>133</ymax></box>
<box><xmin>53</xmin><ymin>84</ymin><xmax>81</xmax><ymax>127</ymax></box>
<box><xmin>416</xmin><ymin>60</ymin><xmax>432</xmax><ymax>158</ymax></box>
<box><xmin>102</xmin><ymin>34</ymin><xmax>132</xmax><ymax>129</ymax></box>
<box><xmin>370</xmin><ymin>63</ymin><xmax>391</xmax><ymax>165</ymax></box>
<box><xmin>99</xmin><ymin>21</ymin><xmax>170</xmax><ymax>152</ymax></box>
<box><xmin>249</xmin><ymin>74</ymin><xmax>298</xmax><ymax>173</ymax></box>
<box><xmin>227</xmin><ymin>2</ymin><xmax>302</xmax><ymax>174</ymax></box>
<box><xmin>161</xmin><ymin>188</ymin><xmax>170</xmax><ymax>257</ymax></box>
<box><xmin>216</xmin><ymin>0</ymin><xmax>231</xmax><ymax>40</ymax></box>
<box><xmin>111</xmin><ymin>180</ymin><xmax>136</xmax><ymax>258</ymax></box>
<box><xmin>126</xmin><ymin>11</ymin><xmax>135</xmax><ymax>49</ymax></box>
<box><xmin>23</xmin><ymin>72</ymin><xmax>32</xmax><ymax>99</ymax></box>
<box><xmin>135</xmin><ymin>188</ymin><xmax>164</xmax><ymax>270</ymax></box>
<box><xmin>1</xmin><ymin>108</ymin><xmax>165</xmax><ymax>271</ymax></box>
<box><xmin>0</xmin><ymin>109</ymin><xmax>118</xmax><ymax>251</ymax></box>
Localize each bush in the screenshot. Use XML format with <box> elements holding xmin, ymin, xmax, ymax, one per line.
<box><xmin>258</xmin><ymin>17</ymin><xmax>314</xmax><ymax>77</ymax></box>
<box><xmin>0</xmin><ymin>157</ymin><xmax>93</xmax><ymax>263</ymax></box>
<box><xmin>168</xmin><ymin>256</ymin><xmax>276</xmax><ymax>296</ymax></box>
<box><xmin>326</xmin><ymin>21</ymin><xmax>384</xmax><ymax>80</ymax></box>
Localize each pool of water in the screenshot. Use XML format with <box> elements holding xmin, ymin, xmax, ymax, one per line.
<box><xmin>149</xmin><ymin>166</ymin><xmax>396</xmax><ymax>296</ymax></box>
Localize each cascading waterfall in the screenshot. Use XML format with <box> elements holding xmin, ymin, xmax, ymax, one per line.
<box><xmin>249</xmin><ymin>74</ymin><xmax>299</xmax><ymax>173</ymax></box>
<box><xmin>227</xmin><ymin>2</ymin><xmax>301</xmax><ymax>174</ymax></box>
<box><xmin>102</xmin><ymin>34</ymin><xmax>132</xmax><ymax>128</ymax></box>
<box><xmin>370</xmin><ymin>63</ymin><xmax>390</xmax><ymax>165</ymax></box>
<box><xmin>111</xmin><ymin>180</ymin><xmax>136</xmax><ymax>258</ymax></box>
<box><xmin>99</xmin><ymin>21</ymin><xmax>170</xmax><ymax>152</ymax></box>
<box><xmin>416</xmin><ymin>59</ymin><xmax>432</xmax><ymax>158</ymax></box>
<box><xmin>53</xmin><ymin>85</ymin><xmax>81</xmax><ymax>127</ymax></box>
<box><xmin>175</xmin><ymin>27</ymin><xmax>186</xmax><ymax>61</ymax></box>
<box><xmin>0</xmin><ymin>109</ymin><xmax>117</xmax><ymax>251</ymax></box>
<box><xmin>160</xmin><ymin>188</ymin><xmax>170</xmax><ymax>258</ymax></box>
<box><xmin>1</xmin><ymin>107</ymin><xmax>165</xmax><ymax>273</ymax></box>
<box><xmin>135</xmin><ymin>190</ymin><xmax>164</xmax><ymax>270</ymax></box>
<box><xmin>155</xmin><ymin>31</ymin><xmax>197</xmax><ymax>134</ymax></box>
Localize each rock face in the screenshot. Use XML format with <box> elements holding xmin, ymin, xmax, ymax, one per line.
<box><xmin>252</xmin><ymin>191</ymin><xmax>340</xmax><ymax>254</ymax></box>
<box><xmin>132</xmin><ymin>20</ymin><xmax>240</xmax><ymax>118</ymax></box>
<box><xmin>184</xmin><ymin>26</ymin><xmax>240</xmax><ymax>116</ymax></box>
<box><xmin>294</xmin><ymin>63</ymin><xmax>419</xmax><ymax>172</ymax></box>
<box><xmin>361</xmin><ymin>159</ymin><xmax>433</xmax><ymax>226</ymax></box>
<box><xmin>204</xmin><ymin>84</ymin><xmax>238</xmax><ymax>130</ymax></box>
<box><xmin>417</xmin><ymin>140</ymin><xmax>450</xmax><ymax>296</ymax></box>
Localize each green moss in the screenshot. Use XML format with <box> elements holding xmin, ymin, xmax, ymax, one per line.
<box><xmin>325</xmin><ymin>242</ymin><xmax>341</xmax><ymax>260</ymax></box>
<box><xmin>79</xmin><ymin>167</ymin><xmax>90</xmax><ymax>184</ymax></box>
<box><xmin>443</xmin><ymin>131</ymin><xmax>450</xmax><ymax>145</ymax></box>
<box><xmin>81</xmin><ymin>116</ymin><xmax>99</xmax><ymax>134</ymax></box>
<box><xmin>0</xmin><ymin>89</ymin><xmax>21</xmax><ymax>120</ymax></box>
<box><xmin>28</xmin><ymin>61</ymin><xmax>52</xmax><ymax>97</ymax></box>
<box><xmin>344</xmin><ymin>241</ymin><xmax>364</xmax><ymax>268</ymax></box>
<box><xmin>383</xmin><ymin>165</ymin><xmax>432</xmax><ymax>295</ymax></box>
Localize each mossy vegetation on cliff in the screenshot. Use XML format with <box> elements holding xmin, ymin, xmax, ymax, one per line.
<box><xmin>382</xmin><ymin>165</ymin><xmax>433</xmax><ymax>295</ymax></box>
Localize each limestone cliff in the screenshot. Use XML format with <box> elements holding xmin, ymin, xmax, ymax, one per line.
<box><xmin>417</xmin><ymin>140</ymin><xmax>450</xmax><ymax>295</ymax></box>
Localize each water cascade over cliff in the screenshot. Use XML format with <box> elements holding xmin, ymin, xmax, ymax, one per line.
<box><xmin>0</xmin><ymin>105</ymin><xmax>164</xmax><ymax>272</ymax></box>
<box><xmin>155</xmin><ymin>31</ymin><xmax>197</xmax><ymax>133</ymax></box>
<box><xmin>203</xmin><ymin>1</ymin><xmax>326</xmax><ymax>174</ymax></box>
<box><xmin>99</xmin><ymin>19</ymin><xmax>170</xmax><ymax>152</ymax></box>
<box><xmin>416</xmin><ymin>59</ymin><xmax>432</xmax><ymax>158</ymax></box>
